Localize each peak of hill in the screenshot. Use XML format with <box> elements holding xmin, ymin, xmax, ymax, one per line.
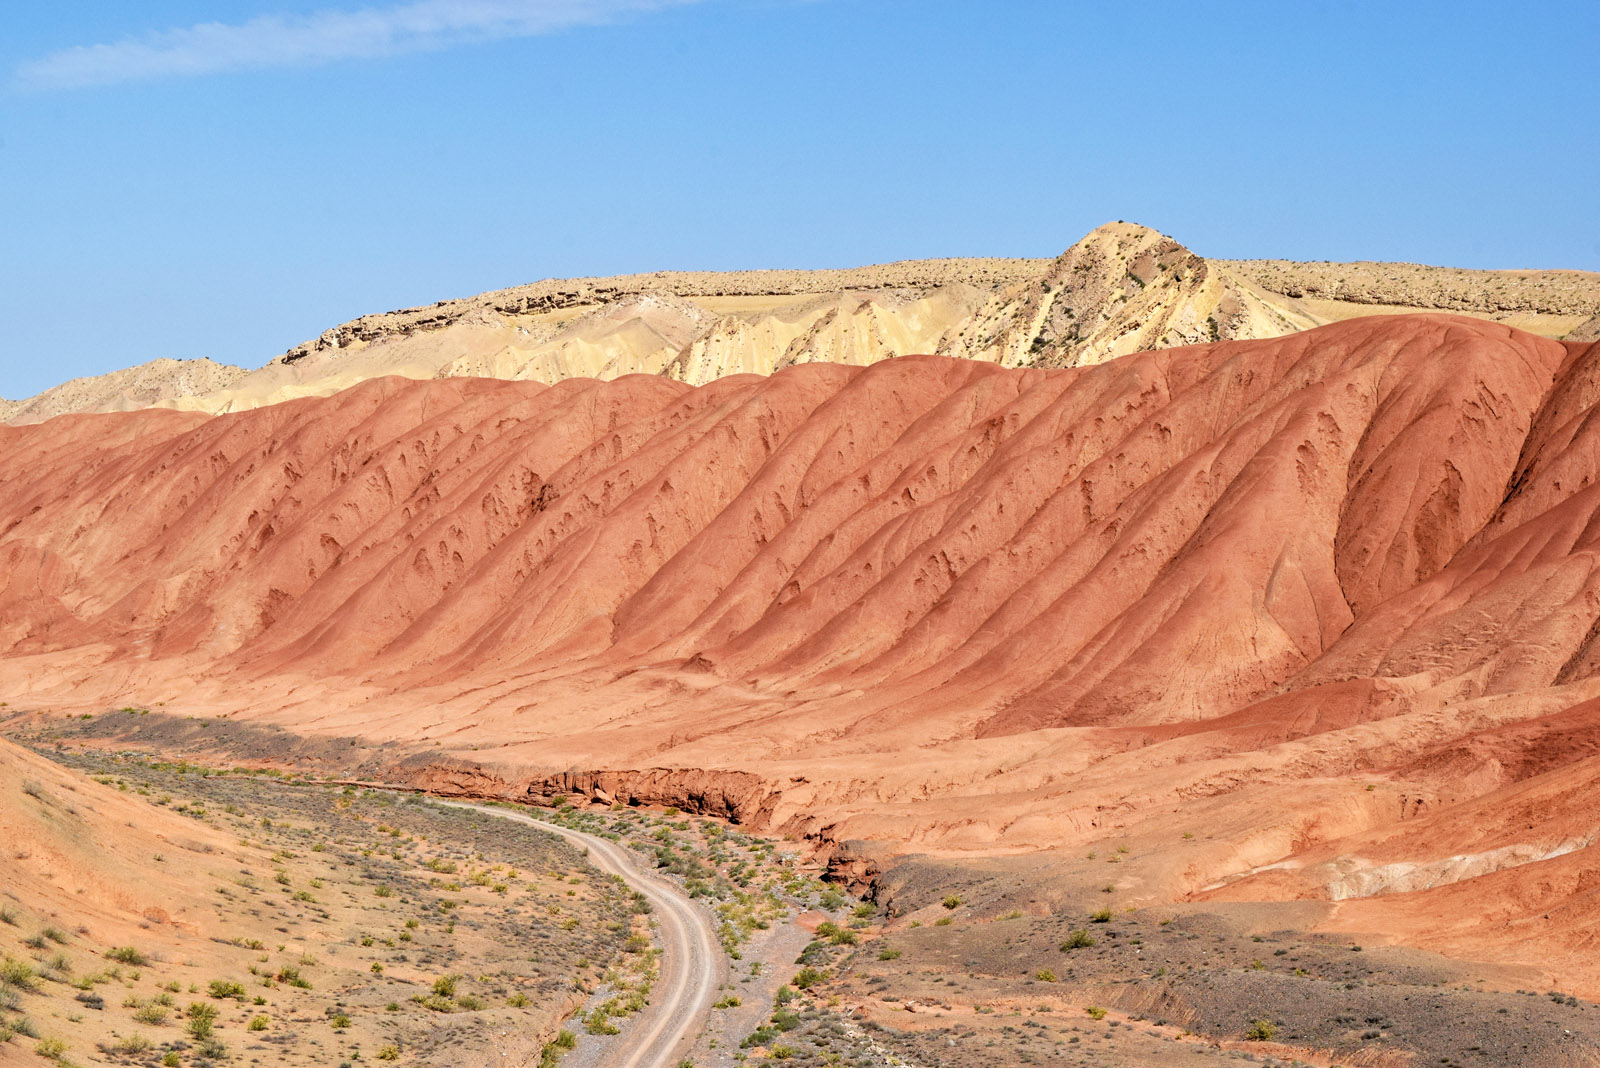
<box><xmin>939</xmin><ymin>221</ymin><xmax>1316</xmax><ymax>365</ymax></box>
<box><xmin>8</xmin><ymin>223</ymin><xmax>1595</xmax><ymax>425</ymax></box>
<box><xmin>5</xmin><ymin>315</ymin><xmax>1600</xmax><ymax>990</ymax></box>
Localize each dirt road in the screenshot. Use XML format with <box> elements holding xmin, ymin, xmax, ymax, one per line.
<box><xmin>443</xmin><ymin>801</ymin><xmax>725</xmax><ymax>1068</ymax></box>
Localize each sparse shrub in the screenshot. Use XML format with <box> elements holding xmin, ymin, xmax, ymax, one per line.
<box><xmin>877</xmin><ymin>947</ymin><xmax>901</xmax><ymax>961</ymax></box>
<box><xmin>106</xmin><ymin>946</ymin><xmax>147</xmax><ymax>966</ymax></box>
<box><xmin>713</xmin><ymin>995</ymin><xmax>742</xmax><ymax>1009</ymax></box>
<box><xmin>208</xmin><ymin>979</ymin><xmax>246</xmax><ymax>1000</ymax></box>
<box><xmin>274</xmin><ymin>965</ymin><xmax>311</xmax><ymax>989</ymax></box>
<box><xmin>331</xmin><ymin>1012</ymin><xmax>352</xmax><ymax>1028</ymax></box>
<box><xmin>507</xmin><ymin>993</ymin><xmax>529</xmax><ymax>1007</ymax></box>
<box><xmin>1090</xmin><ymin>908</ymin><xmax>1113</xmax><ymax>923</ymax></box>
<box><xmin>941</xmin><ymin>895</ymin><xmax>961</xmax><ymax>910</ymax></box>
<box><xmin>162</xmin><ymin>1051</ymin><xmax>180</xmax><ymax>1067</ymax></box>
<box><xmin>186</xmin><ymin>1001</ymin><xmax>219</xmax><ymax>1039</ymax></box>
<box><xmin>1060</xmin><ymin>929</ymin><xmax>1097</xmax><ymax>950</ymax></box>
<box><xmin>1</xmin><ymin>956</ymin><xmax>35</xmax><ymax>989</ymax></box>
<box><xmin>792</xmin><ymin>966</ymin><xmax>826</xmax><ymax>989</ymax></box>
<box><xmin>377</xmin><ymin>1045</ymin><xmax>400</xmax><ymax>1061</ymax></box>
<box><xmin>248</xmin><ymin>1015</ymin><xmax>269</xmax><ymax>1031</ymax></box>
<box><xmin>431</xmin><ymin>975</ymin><xmax>457</xmax><ymax>997</ymax></box>
<box><xmin>1245</xmin><ymin>1018</ymin><xmax>1277</xmax><ymax>1041</ymax></box>
<box><xmin>132</xmin><ymin>1002</ymin><xmax>169</xmax><ymax>1025</ymax></box>
<box><xmin>115</xmin><ymin>1033</ymin><xmax>151</xmax><ymax>1053</ymax></box>
<box><xmin>1035</xmin><ymin>969</ymin><xmax>1058</xmax><ymax>983</ymax></box>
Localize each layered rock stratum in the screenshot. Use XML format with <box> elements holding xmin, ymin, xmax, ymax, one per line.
<box><xmin>4</xmin><ymin>313</ymin><xmax>1600</xmax><ymax>990</ymax></box>
<box><xmin>7</xmin><ymin>222</ymin><xmax>1596</xmax><ymax>424</ymax></box>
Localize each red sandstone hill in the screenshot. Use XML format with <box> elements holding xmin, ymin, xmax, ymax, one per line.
<box><xmin>4</xmin><ymin>314</ymin><xmax>1600</xmax><ymax>988</ymax></box>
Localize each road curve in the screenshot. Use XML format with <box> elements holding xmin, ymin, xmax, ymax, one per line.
<box><xmin>441</xmin><ymin>801</ymin><xmax>725</xmax><ymax>1068</ymax></box>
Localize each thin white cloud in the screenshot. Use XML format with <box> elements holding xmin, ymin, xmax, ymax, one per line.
<box><xmin>15</xmin><ymin>0</ymin><xmax>698</xmax><ymax>91</ymax></box>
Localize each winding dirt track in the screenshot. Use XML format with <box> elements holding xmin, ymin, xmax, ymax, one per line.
<box><xmin>441</xmin><ymin>801</ymin><xmax>725</xmax><ymax>1068</ymax></box>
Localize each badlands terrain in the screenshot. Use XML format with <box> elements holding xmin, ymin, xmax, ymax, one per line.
<box><xmin>5</xmin><ymin>224</ymin><xmax>1600</xmax><ymax>1065</ymax></box>
<box><xmin>4</xmin><ymin>222</ymin><xmax>1598</xmax><ymax>425</ymax></box>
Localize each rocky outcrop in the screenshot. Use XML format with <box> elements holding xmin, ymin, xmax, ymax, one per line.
<box><xmin>939</xmin><ymin>222</ymin><xmax>1314</xmax><ymax>367</ymax></box>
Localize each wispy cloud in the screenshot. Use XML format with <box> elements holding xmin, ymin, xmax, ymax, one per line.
<box><xmin>15</xmin><ymin>0</ymin><xmax>698</xmax><ymax>91</ymax></box>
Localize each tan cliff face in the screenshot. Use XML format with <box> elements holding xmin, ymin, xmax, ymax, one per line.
<box><xmin>938</xmin><ymin>222</ymin><xmax>1317</xmax><ymax>367</ymax></box>
<box><xmin>5</xmin><ymin>221</ymin><xmax>1597</xmax><ymax>424</ymax></box>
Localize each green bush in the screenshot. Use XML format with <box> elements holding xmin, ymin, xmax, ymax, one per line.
<box><xmin>1245</xmin><ymin>1018</ymin><xmax>1278</xmax><ymax>1041</ymax></box>
<box><xmin>208</xmin><ymin>979</ymin><xmax>246</xmax><ymax>1000</ymax></box>
<box><xmin>1060</xmin><ymin>929</ymin><xmax>1097</xmax><ymax>950</ymax></box>
<box><xmin>186</xmin><ymin>1001</ymin><xmax>219</xmax><ymax>1039</ymax></box>
<box><xmin>106</xmin><ymin>947</ymin><xmax>147</xmax><ymax>966</ymax></box>
<box><xmin>792</xmin><ymin>966</ymin><xmax>826</xmax><ymax>989</ymax></box>
<box><xmin>0</xmin><ymin>956</ymin><xmax>34</xmax><ymax>989</ymax></box>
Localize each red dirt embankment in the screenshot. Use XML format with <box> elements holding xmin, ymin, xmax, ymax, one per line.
<box><xmin>5</xmin><ymin>314</ymin><xmax>1600</xmax><ymax>989</ymax></box>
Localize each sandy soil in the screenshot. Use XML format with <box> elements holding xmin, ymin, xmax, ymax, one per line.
<box><xmin>0</xmin><ymin>740</ymin><xmax>634</xmax><ymax>1066</ymax></box>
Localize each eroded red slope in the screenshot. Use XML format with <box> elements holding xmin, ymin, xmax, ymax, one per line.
<box><xmin>4</xmin><ymin>315</ymin><xmax>1600</xmax><ymax>987</ymax></box>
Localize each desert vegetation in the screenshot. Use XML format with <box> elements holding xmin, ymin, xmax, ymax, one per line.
<box><xmin>0</xmin><ymin>747</ymin><xmax>640</xmax><ymax>1066</ymax></box>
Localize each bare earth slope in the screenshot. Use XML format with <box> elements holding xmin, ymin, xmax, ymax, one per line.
<box><xmin>1</xmin><ymin>357</ymin><xmax>246</xmax><ymax>426</ymax></box>
<box><xmin>10</xmin><ymin>222</ymin><xmax>1593</xmax><ymax>426</ymax></box>
<box><xmin>5</xmin><ymin>314</ymin><xmax>1600</xmax><ymax>992</ymax></box>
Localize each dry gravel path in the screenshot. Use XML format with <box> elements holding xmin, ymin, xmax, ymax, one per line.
<box><xmin>443</xmin><ymin>800</ymin><xmax>726</xmax><ymax>1068</ymax></box>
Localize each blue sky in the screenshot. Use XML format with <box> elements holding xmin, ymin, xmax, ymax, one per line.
<box><xmin>3</xmin><ymin>1</ymin><xmax>1597</xmax><ymax>399</ymax></box>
